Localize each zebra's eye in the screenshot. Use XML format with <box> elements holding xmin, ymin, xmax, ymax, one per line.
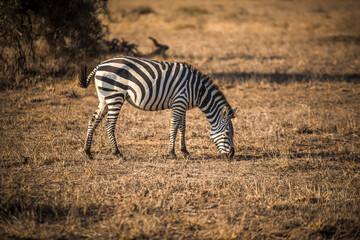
<box><xmin>224</xmin><ymin>130</ymin><xmax>231</xmax><ymax>137</ymax></box>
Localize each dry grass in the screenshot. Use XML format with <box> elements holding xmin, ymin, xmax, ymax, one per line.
<box><xmin>1</xmin><ymin>0</ymin><xmax>360</xmax><ymax>239</ymax></box>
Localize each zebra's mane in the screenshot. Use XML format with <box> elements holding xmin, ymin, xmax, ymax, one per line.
<box><xmin>183</xmin><ymin>62</ymin><xmax>210</xmax><ymax>81</ymax></box>
<box><xmin>183</xmin><ymin>62</ymin><xmax>233</xmax><ymax>112</ymax></box>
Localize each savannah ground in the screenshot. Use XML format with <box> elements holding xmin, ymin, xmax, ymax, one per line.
<box><xmin>1</xmin><ymin>0</ymin><xmax>360</xmax><ymax>239</ymax></box>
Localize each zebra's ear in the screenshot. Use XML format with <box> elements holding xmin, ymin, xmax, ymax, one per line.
<box><xmin>230</xmin><ymin>107</ymin><xmax>238</xmax><ymax>118</ymax></box>
<box><xmin>221</xmin><ymin>106</ymin><xmax>230</xmax><ymax>119</ymax></box>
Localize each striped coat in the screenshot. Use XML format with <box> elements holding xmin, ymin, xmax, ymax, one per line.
<box><xmin>80</xmin><ymin>56</ymin><xmax>237</xmax><ymax>160</ymax></box>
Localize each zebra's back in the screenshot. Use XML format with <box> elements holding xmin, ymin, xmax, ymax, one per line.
<box><xmin>95</xmin><ymin>57</ymin><xmax>193</xmax><ymax>111</ymax></box>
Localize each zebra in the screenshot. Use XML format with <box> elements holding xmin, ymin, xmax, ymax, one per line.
<box><xmin>79</xmin><ymin>56</ymin><xmax>237</xmax><ymax>160</ymax></box>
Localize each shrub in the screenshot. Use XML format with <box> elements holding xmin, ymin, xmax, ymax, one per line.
<box><xmin>177</xmin><ymin>6</ymin><xmax>208</xmax><ymax>16</ymax></box>
<box><xmin>0</xmin><ymin>0</ymin><xmax>109</xmax><ymax>85</ymax></box>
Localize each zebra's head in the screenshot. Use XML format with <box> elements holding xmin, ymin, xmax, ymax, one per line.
<box><xmin>210</xmin><ymin>106</ymin><xmax>237</xmax><ymax>160</ymax></box>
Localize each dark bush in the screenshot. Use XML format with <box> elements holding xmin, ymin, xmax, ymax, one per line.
<box><xmin>0</xmin><ymin>0</ymin><xmax>108</xmax><ymax>85</ymax></box>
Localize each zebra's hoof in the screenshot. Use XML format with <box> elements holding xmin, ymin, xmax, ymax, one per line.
<box><xmin>117</xmin><ymin>154</ymin><xmax>126</xmax><ymax>161</ymax></box>
<box><xmin>84</xmin><ymin>149</ymin><xmax>93</xmax><ymax>159</ymax></box>
<box><xmin>181</xmin><ymin>149</ymin><xmax>191</xmax><ymax>159</ymax></box>
<box><xmin>168</xmin><ymin>151</ymin><xmax>178</xmax><ymax>160</ymax></box>
<box><xmin>113</xmin><ymin>150</ymin><xmax>126</xmax><ymax>161</ymax></box>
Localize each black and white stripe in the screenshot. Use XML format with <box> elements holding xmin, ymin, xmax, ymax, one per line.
<box><xmin>80</xmin><ymin>56</ymin><xmax>237</xmax><ymax>159</ymax></box>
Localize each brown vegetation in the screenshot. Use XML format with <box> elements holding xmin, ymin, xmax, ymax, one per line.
<box><xmin>1</xmin><ymin>0</ymin><xmax>360</xmax><ymax>239</ymax></box>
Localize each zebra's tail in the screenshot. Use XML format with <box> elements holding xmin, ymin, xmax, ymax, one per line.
<box><xmin>79</xmin><ymin>64</ymin><xmax>99</xmax><ymax>88</ymax></box>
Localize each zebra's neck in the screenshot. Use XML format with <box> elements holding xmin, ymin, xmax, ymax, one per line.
<box><xmin>196</xmin><ymin>77</ymin><xmax>231</xmax><ymax>130</ymax></box>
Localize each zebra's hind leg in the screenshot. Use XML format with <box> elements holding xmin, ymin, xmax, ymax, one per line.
<box><xmin>84</xmin><ymin>102</ymin><xmax>108</xmax><ymax>158</ymax></box>
<box><xmin>105</xmin><ymin>96</ymin><xmax>125</xmax><ymax>160</ymax></box>
<box><xmin>179</xmin><ymin>112</ymin><xmax>190</xmax><ymax>159</ymax></box>
<box><xmin>168</xmin><ymin>107</ymin><xmax>185</xmax><ymax>159</ymax></box>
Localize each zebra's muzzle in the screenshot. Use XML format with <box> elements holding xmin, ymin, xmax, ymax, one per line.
<box><xmin>221</xmin><ymin>147</ymin><xmax>234</xmax><ymax>160</ymax></box>
<box><xmin>227</xmin><ymin>147</ymin><xmax>235</xmax><ymax>160</ymax></box>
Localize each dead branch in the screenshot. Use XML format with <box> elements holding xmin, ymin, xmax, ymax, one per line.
<box><xmin>142</xmin><ymin>36</ymin><xmax>169</xmax><ymax>59</ymax></box>
<box><xmin>104</xmin><ymin>36</ymin><xmax>169</xmax><ymax>59</ymax></box>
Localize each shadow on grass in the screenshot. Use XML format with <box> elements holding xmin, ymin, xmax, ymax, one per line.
<box><xmin>0</xmin><ymin>197</ymin><xmax>113</xmax><ymax>224</ymax></box>
<box><xmin>212</xmin><ymin>72</ymin><xmax>360</xmax><ymax>83</ymax></box>
<box><xmin>234</xmin><ymin>152</ymin><xmax>360</xmax><ymax>162</ymax></box>
<box><xmin>234</xmin><ymin>154</ymin><xmax>264</xmax><ymax>161</ymax></box>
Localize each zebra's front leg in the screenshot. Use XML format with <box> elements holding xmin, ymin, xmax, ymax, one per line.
<box><xmin>84</xmin><ymin>102</ymin><xmax>108</xmax><ymax>159</ymax></box>
<box><xmin>168</xmin><ymin>108</ymin><xmax>185</xmax><ymax>159</ymax></box>
<box><xmin>105</xmin><ymin>100</ymin><xmax>125</xmax><ymax>160</ymax></box>
<box><xmin>179</xmin><ymin>112</ymin><xmax>190</xmax><ymax>159</ymax></box>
